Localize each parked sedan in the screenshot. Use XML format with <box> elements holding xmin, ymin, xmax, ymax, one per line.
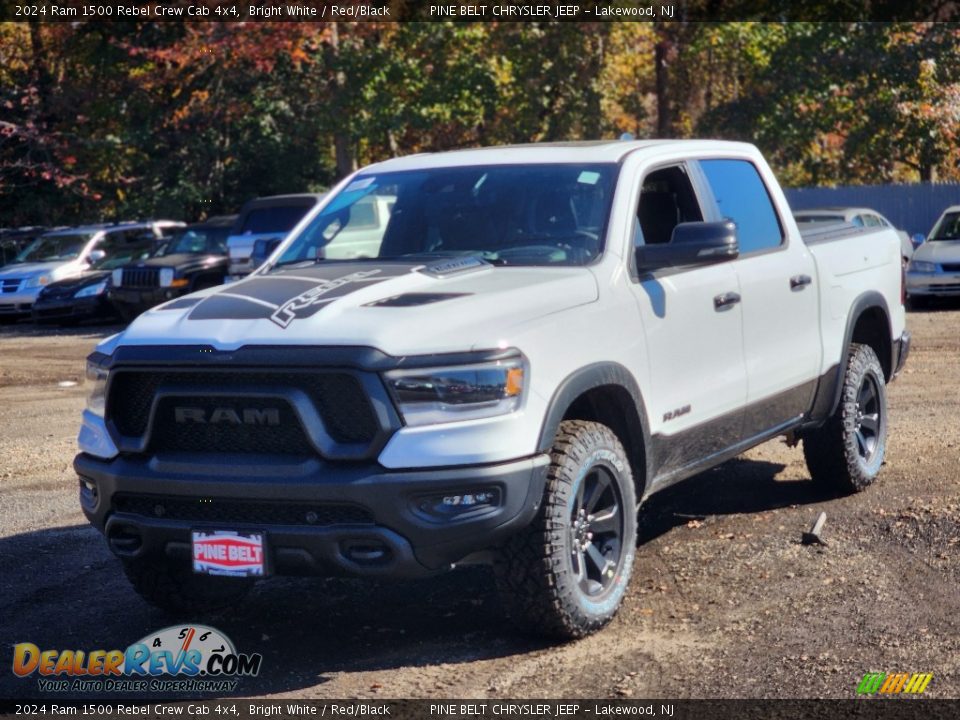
<box><xmin>794</xmin><ymin>207</ymin><xmax>913</xmax><ymax>264</ymax></box>
<box><xmin>31</xmin><ymin>236</ymin><xmax>160</xmax><ymax>325</ymax></box>
<box><xmin>905</xmin><ymin>204</ymin><xmax>960</xmax><ymax>307</ymax></box>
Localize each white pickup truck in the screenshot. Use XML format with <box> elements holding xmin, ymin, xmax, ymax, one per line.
<box><xmin>76</xmin><ymin>140</ymin><xmax>909</xmax><ymax>639</ymax></box>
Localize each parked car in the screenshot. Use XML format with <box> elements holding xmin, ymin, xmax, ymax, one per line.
<box><xmin>77</xmin><ymin>141</ymin><xmax>907</xmax><ymax>638</ymax></box>
<box><xmin>793</xmin><ymin>207</ymin><xmax>913</xmax><ymax>265</ymax></box>
<box><xmin>0</xmin><ymin>221</ymin><xmax>182</xmax><ymax>321</ymax></box>
<box><xmin>226</xmin><ymin>194</ymin><xmax>324</xmax><ymax>280</ymax></box>
<box><xmin>32</xmin><ymin>234</ymin><xmax>160</xmax><ymax>325</ymax></box>
<box><xmin>0</xmin><ymin>227</ymin><xmax>53</xmax><ymax>268</ymax></box>
<box><xmin>109</xmin><ymin>215</ymin><xmax>237</xmax><ymax>321</ymax></box>
<box><xmin>905</xmin><ymin>204</ymin><xmax>960</xmax><ymax>307</ymax></box>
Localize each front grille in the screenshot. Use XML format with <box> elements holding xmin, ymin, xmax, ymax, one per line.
<box><xmin>150</xmin><ymin>396</ymin><xmax>314</xmax><ymax>455</ymax></box>
<box><xmin>940</xmin><ymin>263</ymin><xmax>960</xmax><ymax>273</ymax></box>
<box><xmin>121</xmin><ymin>268</ymin><xmax>159</xmax><ymax>288</ymax></box>
<box><xmin>1</xmin><ymin>278</ymin><xmax>21</xmax><ymax>294</ymax></box>
<box><xmin>107</xmin><ymin>369</ymin><xmax>380</xmax><ymax>451</ymax></box>
<box><xmin>113</xmin><ymin>493</ymin><xmax>374</xmax><ymax>526</ymax></box>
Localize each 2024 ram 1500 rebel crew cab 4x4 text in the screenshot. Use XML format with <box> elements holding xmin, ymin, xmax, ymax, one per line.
<box><xmin>77</xmin><ymin>141</ymin><xmax>909</xmax><ymax>638</ymax></box>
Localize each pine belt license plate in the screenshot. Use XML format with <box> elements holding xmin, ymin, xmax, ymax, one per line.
<box><xmin>192</xmin><ymin>531</ymin><xmax>265</xmax><ymax>577</ymax></box>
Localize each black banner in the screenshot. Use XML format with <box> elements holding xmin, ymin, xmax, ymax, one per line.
<box><xmin>1</xmin><ymin>0</ymin><xmax>958</xmax><ymax>22</ymax></box>
<box><xmin>3</xmin><ymin>700</ymin><xmax>960</xmax><ymax>720</ymax></box>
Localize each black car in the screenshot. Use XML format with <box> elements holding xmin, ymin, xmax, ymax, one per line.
<box><xmin>109</xmin><ymin>215</ymin><xmax>236</xmax><ymax>321</ymax></box>
<box><xmin>31</xmin><ymin>233</ymin><xmax>162</xmax><ymax>325</ymax></box>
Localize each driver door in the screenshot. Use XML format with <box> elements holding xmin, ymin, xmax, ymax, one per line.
<box><xmin>627</xmin><ymin>163</ymin><xmax>747</xmax><ymax>486</ymax></box>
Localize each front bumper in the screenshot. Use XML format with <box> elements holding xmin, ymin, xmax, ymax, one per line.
<box><xmin>906</xmin><ymin>270</ymin><xmax>960</xmax><ymax>296</ymax></box>
<box><xmin>75</xmin><ymin>452</ymin><xmax>548</xmax><ymax>577</ymax></box>
<box><xmin>32</xmin><ymin>295</ymin><xmax>113</xmax><ymax>323</ymax></box>
<box><xmin>0</xmin><ymin>289</ymin><xmax>39</xmax><ymax>316</ymax></box>
<box><xmin>109</xmin><ymin>287</ymin><xmax>183</xmax><ymax>314</ymax></box>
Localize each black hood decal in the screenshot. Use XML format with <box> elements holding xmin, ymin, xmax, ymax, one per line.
<box><xmin>187</xmin><ymin>262</ymin><xmax>415</xmax><ymax>327</ymax></box>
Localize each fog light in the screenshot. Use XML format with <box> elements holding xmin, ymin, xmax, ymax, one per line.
<box><xmin>79</xmin><ymin>477</ymin><xmax>98</xmax><ymax>509</ymax></box>
<box><xmin>416</xmin><ymin>488</ymin><xmax>502</xmax><ymax>519</ymax></box>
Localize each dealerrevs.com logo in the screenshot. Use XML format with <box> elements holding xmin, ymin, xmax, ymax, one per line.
<box><xmin>13</xmin><ymin>625</ymin><xmax>262</xmax><ymax>693</ymax></box>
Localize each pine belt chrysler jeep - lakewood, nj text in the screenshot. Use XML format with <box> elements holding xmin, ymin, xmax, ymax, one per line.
<box><xmin>76</xmin><ymin>141</ymin><xmax>909</xmax><ymax>638</ymax></box>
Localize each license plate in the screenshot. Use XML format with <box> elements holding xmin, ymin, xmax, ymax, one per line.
<box><xmin>192</xmin><ymin>531</ymin><xmax>265</xmax><ymax>577</ymax></box>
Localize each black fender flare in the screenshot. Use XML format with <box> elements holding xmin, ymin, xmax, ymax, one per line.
<box><xmin>805</xmin><ymin>290</ymin><xmax>892</xmax><ymax>427</ymax></box>
<box><xmin>537</xmin><ymin>362</ymin><xmax>654</xmax><ymax>495</ymax></box>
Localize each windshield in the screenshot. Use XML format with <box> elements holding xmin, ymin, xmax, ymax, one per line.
<box><xmin>163</xmin><ymin>228</ymin><xmax>228</xmax><ymax>255</ymax></box>
<box><xmin>240</xmin><ymin>206</ymin><xmax>313</xmax><ymax>235</ymax></box>
<box><xmin>14</xmin><ymin>234</ymin><xmax>93</xmax><ymax>263</ymax></box>
<box><xmin>930</xmin><ymin>212</ymin><xmax>960</xmax><ymax>241</ymax></box>
<box><xmin>271</xmin><ymin>164</ymin><xmax>618</xmax><ymax>269</ymax></box>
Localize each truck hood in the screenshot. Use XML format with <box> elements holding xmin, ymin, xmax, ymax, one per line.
<box><xmin>114</xmin><ymin>261</ymin><xmax>599</xmax><ymax>355</ymax></box>
<box><xmin>913</xmin><ymin>240</ymin><xmax>960</xmax><ymax>264</ymax></box>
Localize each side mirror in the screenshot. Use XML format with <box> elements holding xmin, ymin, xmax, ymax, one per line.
<box><xmin>87</xmin><ymin>249</ymin><xmax>106</xmax><ymax>264</ymax></box>
<box><xmin>912</xmin><ymin>233</ymin><xmax>925</xmax><ymax>248</ymax></box>
<box><xmin>635</xmin><ymin>221</ymin><xmax>739</xmax><ymax>273</ymax></box>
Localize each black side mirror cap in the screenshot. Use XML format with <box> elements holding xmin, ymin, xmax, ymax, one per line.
<box><xmin>635</xmin><ymin>221</ymin><xmax>739</xmax><ymax>273</ymax></box>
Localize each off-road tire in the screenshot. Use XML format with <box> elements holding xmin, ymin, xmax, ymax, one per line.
<box><xmin>122</xmin><ymin>556</ymin><xmax>255</xmax><ymax>615</ymax></box>
<box><xmin>494</xmin><ymin>420</ymin><xmax>637</xmax><ymax>640</ymax></box>
<box><xmin>803</xmin><ymin>343</ymin><xmax>888</xmax><ymax>493</ymax></box>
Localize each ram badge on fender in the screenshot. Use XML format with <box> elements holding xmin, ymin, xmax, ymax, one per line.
<box><xmin>75</xmin><ymin>140</ymin><xmax>909</xmax><ymax>639</ymax></box>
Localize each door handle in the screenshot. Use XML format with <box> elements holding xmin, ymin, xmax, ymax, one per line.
<box><xmin>713</xmin><ymin>291</ymin><xmax>741</xmax><ymax>310</ymax></box>
<box><xmin>790</xmin><ymin>274</ymin><xmax>813</xmax><ymax>289</ymax></box>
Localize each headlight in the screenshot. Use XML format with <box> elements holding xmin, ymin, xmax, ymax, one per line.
<box><xmin>75</xmin><ymin>281</ymin><xmax>107</xmax><ymax>298</ymax></box>
<box><xmin>112</xmin><ymin>269</ymin><xmax>123</xmax><ymax>287</ymax></box>
<box><xmin>85</xmin><ymin>360</ymin><xmax>109</xmax><ymax>415</ymax></box>
<box><xmin>24</xmin><ymin>275</ymin><xmax>50</xmax><ymax>289</ymax></box>
<box><xmin>384</xmin><ymin>358</ymin><xmax>525</xmax><ymax>427</ymax></box>
<box><xmin>909</xmin><ymin>260</ymin><xmax>937</xmax><ymax>273</ymax></box>
<box><xmin>158</xmin><ymin>268</ymin><xmax>175</xmax><ymax>287</ymax></box>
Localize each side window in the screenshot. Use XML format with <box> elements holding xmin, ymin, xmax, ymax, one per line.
<box><xmin>699</xmin><ymin>159</ymin><xmax>783</xmax><ymax>254</ymax></box>
<box><xmin>635</xmin><ymin>165</ymin><xmax>703</xmax><ymax>246</ymax></box>
<box><xmin>863</xmin><ymin>214</ymin><xmax>881</xmax><ymax>227</ymax></box>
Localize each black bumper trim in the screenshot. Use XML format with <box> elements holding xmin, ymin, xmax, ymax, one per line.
<box><xmin>893</xmin><ymin>330</ymin><xmax>911</xmax><ymax>378</ymax></box>
<box><xmin>76</xmin><ymin>452</ymin><xmax>549</xmax><ymax>576</ymax></box>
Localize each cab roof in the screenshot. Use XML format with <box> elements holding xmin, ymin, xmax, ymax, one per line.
<box><xmin>362</xmin><ymin>139</ymin><xmax>759</xmax><ymax>173</ymax></box>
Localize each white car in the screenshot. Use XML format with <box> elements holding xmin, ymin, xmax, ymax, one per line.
<box><xmin>794</xmin><ymin>207</ymin><xmax>913</xmax><ymax>264</ymax></box>
<box><xmin>76</xmin><ymin>141</ymin><xmax>908</xmax><ymax>638</ymax></box>
<box><xmin>0</xmin><ymin>221</ymin><xmax>183</xmax><ymax>320</ymax></box>
<box><xmin>905</xmin><ymin>204</ymin><xmax>960</xmax><ymax>305</ymax></box>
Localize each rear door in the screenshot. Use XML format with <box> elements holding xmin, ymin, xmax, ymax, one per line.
<box><xmin>627</xmin><ymin>163</ymin><xmax>747</xmax><ymax>482</ymax></box>
<box><xmin>697</xmin><ymin>158</ymin><xmax>820</xmax><ymax>436</ymax></box>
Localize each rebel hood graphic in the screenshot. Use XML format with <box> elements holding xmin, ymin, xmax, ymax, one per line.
<box><xmin>188</xmin><ymin>263</ymin><xmax>410</xmax><ymax>327</ymax></box>
<box><xmin>116</xmin><ymin>260</ymin><xmax>600</xmax><ymax>356</ymax></box>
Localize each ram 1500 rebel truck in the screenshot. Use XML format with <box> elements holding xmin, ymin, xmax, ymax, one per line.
<box><xmin>76</xmin><ymin>141</ymin><xmax>909</xmax><ymax>639</ymax></box>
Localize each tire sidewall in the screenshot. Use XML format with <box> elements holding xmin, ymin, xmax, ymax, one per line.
<box><xmin>844</xmin><ymin>348</ymin><xmax>888</xmax><ymax>482</ymax></box>
<box><xmin>560</xmin><ymin>442</ymin><xmax>637</xmax><ymax>622</ymax></box>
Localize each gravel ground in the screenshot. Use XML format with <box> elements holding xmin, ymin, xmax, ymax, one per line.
<box><xmin>0</xmin><ymin>307</ymin><xmax>958</xmax><ymax>700</ymax></box>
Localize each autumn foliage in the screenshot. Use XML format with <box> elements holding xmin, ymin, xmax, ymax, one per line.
<box><xmin>1</xmin><ymin>21</ymin><xmax>958</xmax><ymax>226</ymax></box>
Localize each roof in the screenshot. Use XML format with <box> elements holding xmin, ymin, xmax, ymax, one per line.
<box><xmin>190</xmin><ymin>215</ymin><xmax>238</xmax><ymax>228</ymax></box>
<box><xmin>362</xmin><ymin>139</ymin><xmax>760</xmax><ymax>173</ymax></box>
<box><xmin>41</xmin><ymin>221</ymin><xmax>181</xmax><ymax>237</ymax></box>
<box><xmin>794</xmin><ymin>207</ymin><xmax>877</xmax><ymax>217</ymax></box>
<box><xmin>241</xmin><ymin>194</ymin><xmax>325</xmax><ymax>209</ymax></box>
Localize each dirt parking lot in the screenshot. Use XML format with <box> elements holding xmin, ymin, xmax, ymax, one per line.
<box><xmin>0</xmin><ymin>308</ymin><xmax>958</xmax><ymax>700</ymax></box>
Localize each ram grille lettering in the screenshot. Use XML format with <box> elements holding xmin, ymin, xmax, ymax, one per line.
<box><xmin>173</xmin><ymin>407</ymin><xmax>281</xmax><ymax>426</ymax></box>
